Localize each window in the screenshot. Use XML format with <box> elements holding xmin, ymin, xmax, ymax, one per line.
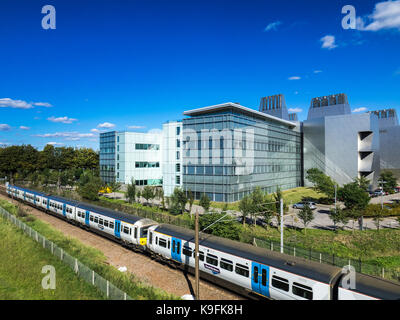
<box><xmin>183</xmin><ymin>246</ymin><xmax>192</xmax><ymax>257</ymax></box>
<box><xmin>176</xmin><ymin>176</ymin><xmax>181</xmax><ymax>184</ymax></box>
<box><xmin>271</xmin><ymin>275</ymin><xmax>289</xmax><ymax>292</ymax></box>
<box><xmin>134</xmin><ymin>227</ymin><xmax>137</xmax><ymax>239</ymax></box>
<box><xmin>110</xmin><ymin>222</ymin><xmax>114</xmax><ymax>229</ymax></box>
<box><xmin>90</xmin><ymin>215</ymin><xmax>94</xmax><ymax>222</ymax></box>
<box><xmin>99</xmin><ymin>218</ymin><xmax>104</xmax><ymax>225</ymax></box>
<box><xmin>253</xmin><ymin>266</ymin><xmax>259</xmax><ymax>283</ymax></box>
<box><xmin>206</xmin><ymin>254</ymin><xmax>218</xmax><ymax>266</ymax></box>
<box><xmin>149</xmin><ymin>232</ymin><xmax>153</xmax><ymax>245</ymax></box>
<box><xmin>235</xmin><ymin>264</ymin><xmax>249</xmax><ymax>278</ymax></box>
<box><xmin>176</xmin><ymin>151</ymin><xmax>180</xmax><ymax>160</ymax></box>
<box><xmin>176</xmin><ymin>163</ymin><xmax>181</xmax><ymax>172</ymax></box>
<box><xmin>123</xmin><ymin>226</ymin><xmax>129</xmax><ymax>234</ymax></box>
<box><xmin>292</xmin><ymin>282</ymin><xmax>313</xmax><ymax>300</ymax></box>
<box><xmin>262</xmin><ymin>269</ymin><xmax>267</xmax><ymax>286</ymax></box>
<box><xmin>104</xmin><ymin>220</ymin><xmax>109</xmax><ymax>228</ymax></box>
<box><xmin>94</xmin><ymin>216</ymin><xmax>99</xmax><ymax>223</ymax></box>
<box><xmin>220</xmin><ymin>258</ymin><xmax>233</xmax><ymax>272</ymax></box>
<box><xmin>159</xmin><ymin>238</ymin><xmax>167</xmax><ymax>248</ymax></box>
<box><xmin>176</xmin><ymin>126</ymin><xmax>180</xmax><ymax>135</ymax></box>
<box><xmin>176</xmin><ymin>139</ymin><xmax>180</xmax><ymax>148</ymax></box>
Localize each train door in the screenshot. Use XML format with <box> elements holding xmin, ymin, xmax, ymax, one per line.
<box><xmin>114</xmin><ymin>220</ymin><xmax>121</xmax><ymax>238</ymax></box>
<box><xmin>251</xmin><ymin>262</ymin><xmax>270</xmax><ymax>298</ymax></box>
<box><xmin>46</xmin><ymin>198</ymin><xmax>50</xmax><ymax>211</ymax></box>
<box><xmin>63</xmin><ymin>203</ymin><xmax>66</xmax><ymax>217</ymax></box>
<box><xmin>171</xmin><ymin>237</ymin><xmax>182</xmax><ymax>263</ymax></box>
<box><xmin>85</xmin><ymin>211</ymin><xmax>90</xmax><ymax>226</ymax></box>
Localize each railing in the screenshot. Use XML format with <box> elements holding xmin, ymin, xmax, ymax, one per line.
<box><xmin>0</xmin><ymin>206</ymin><xmax>132</xmax><ymax>300</ymax></box>
<box><xmin>253</xmin><ymin>237</ymin><xmax>400</xmax><ymax>283</ymax></box>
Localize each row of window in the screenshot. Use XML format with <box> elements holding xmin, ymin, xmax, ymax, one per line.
<box><xmin>135</xmin><ymin>162</ymin><xmax>160</xmax><ymax>168</ymax></box>
<box><xmin>135</xmin><ymin>143</ymin><xmax>160</xmax><ymax>150</ymax></box>
<box><xmin>271</xmin><ymin>275</ymin><xmax>313</xmax><ymax>300</ymax></box>
<box><xmin>151</xmin><ymin>235</ymin><xmax>250</xmax><ymax>278</ymax></box>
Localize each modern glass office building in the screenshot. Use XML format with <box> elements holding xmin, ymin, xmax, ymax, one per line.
<box><xmin>182</xmin><ymin>103</ymin><xmax>303</xmax><ymax>202</ymax></box>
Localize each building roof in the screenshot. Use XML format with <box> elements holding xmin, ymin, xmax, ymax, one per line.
<box><xmin>183</xmin><ymin>102</ymin><xmax>297</xmax><ymax>128</ymax></box>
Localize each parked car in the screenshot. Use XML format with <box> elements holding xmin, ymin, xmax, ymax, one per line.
<box><xmin>293</xmin><ymin>201</ymin><xmax>317</xmax><ymax>210</ymax></box>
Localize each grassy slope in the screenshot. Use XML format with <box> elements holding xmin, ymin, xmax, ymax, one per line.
<box><xmin>0</xmin><ymin>198</ymin><xmax>178</xmax><ymax>300</ymax></box>
<box><xmin>0</xmin><ymin>216</ymin><xmax>105</xmax><ymax>300</ymax></box>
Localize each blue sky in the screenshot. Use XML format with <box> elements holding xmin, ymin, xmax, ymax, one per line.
<box><xmin>0</xmin><ymin>0</ymin><xmax>399</xmax><ymax>150</ymax></box>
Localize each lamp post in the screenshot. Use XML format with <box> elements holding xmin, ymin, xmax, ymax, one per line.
<box><xmin>378</xmin><ymin>179</ymin><xmax>387</xmax><ymax>210</ymax></box>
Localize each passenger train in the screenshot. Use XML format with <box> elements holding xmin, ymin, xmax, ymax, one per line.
<box><xmin>5</xmin><ymin>184</ymin><xmax>400</xmax><ymax>300</ymax></box>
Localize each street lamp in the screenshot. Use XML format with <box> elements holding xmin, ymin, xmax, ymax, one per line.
<box><xmin>378</xmin><ymin>179</ymin><xmax>387</xmax><ymax>210</ymax></box>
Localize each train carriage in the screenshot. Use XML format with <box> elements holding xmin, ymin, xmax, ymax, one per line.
<box><xmin>147</xmin><ymin>224</ymin><xmax>344</xmax><ymax>300</ymax></box>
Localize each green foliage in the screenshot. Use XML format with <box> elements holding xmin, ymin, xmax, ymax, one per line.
<box><xmin>379</xmin><ymin>170</ymin><xmax>397</xmax><ymax>193</ymax></box>
<box><xmin>330</xmin><ymin>208</ymin><xmax>349</xmax><ymax>231</ymax></box>
<box><xmin>170</xmin><ymin>188</ymin><xmax>187</xmax><ymax>214</ymax></box>
<box><xmin>354</xmin><ymin>176</ymin><xmax>371</xmax><ymax>192</ymax></box>
<box><xmin>297</xmin><ymin>205</ymin><xmax>314</xmax><ymax>234</ymax></box>
<box><xmin>239</xmin><ymin>195</ymin><xmax>252</xmax><ymax>226</ymax></box>
<box><xmin>77</xmin><ymin>171</ymin><xmax>103</xmax><ymax>201</ymax></box>
<box><xmin>199</xmin><ymin>212</ymin><xmax>240</xmax><ymax>240</ymax></box>
<box><xmin>306</xmin><ymin>168</ymin><xmax>337</xmax><ymax>198</ymax></box>
<box><xmin>187</xmin><ymin>189</ymin><xmax>194</xmax><ymax>214</ymax></box>
<box><xmin>338</xmin><ymin>182</ymin><xmax>370</xmax><ymax>211</ymax></box>
<box><xmin>142</xmin><ymin>186</ymin><xmax>155</xmax><ymax>204</ymax></box>
<box><xmin>199</xmin><ymin>193</ymin><xmax>210</xmax><ymax>212</ymax></box>
<box><xmin>126</xmin><ymin>178</ymin><xmax>136</xmax><ymax>204</ymax></box>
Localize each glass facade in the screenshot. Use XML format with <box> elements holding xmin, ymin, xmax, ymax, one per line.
<box><xmin>182</xmin><ymin>110</ymin><xmax>302</xmax><ymax>202</ymax></box>
<box><xmin>100</xmin><ymin>131</ymin><xmax>116</xmax><ymax>183</ymax></box>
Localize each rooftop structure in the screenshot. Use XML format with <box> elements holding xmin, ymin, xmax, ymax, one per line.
<box><xmin>307</xmin><ymin>93</ymin><xmax>351</xmax><ymax>120</ymax></box>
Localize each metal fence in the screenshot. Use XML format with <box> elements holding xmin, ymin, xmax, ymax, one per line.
<box><xmin>0</xmin><ymin>206</ymin><xmax>132</xmax><ymax>300</ymax></box>
<box><xmin>253</xmin><ymin>237</ymin><xmax>400</xmax><ymax>283</ymax></box>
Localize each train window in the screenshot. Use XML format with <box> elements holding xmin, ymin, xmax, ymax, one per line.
<box><xmin>141</xmin><ymin>227</ymin><xmax>148</xmax><ymax>238</ymax></box>
<box><xmin>253</xmin><ymin>266</ymin><xmax>259</xmax><ymax>283</ymax></box>
<box><xmin>220</xmin><ymin>258</ymin><xmax>233</xmax><ymax>272</ymax></box>
<box><xmin>94</xmin><ymin>216</ymin><xmax>99</xmax><ymax>223</ymax></box>
<box><xmin>159</xmin><ymin>238</ymin><xmax>167</xmax><ymax>248</ymax></box>
<box><xmin>272</xmin><ymin>275</ymin><xmax>289</xmax><ymax>292</ymax></box>
<box><xmin>168</xmin><ymin>240</ymin><xmax>170</xmax><ymax>249</ymax></box>
<box><xmin>129</xmin><ymin>228</ymin><xmax>132</xmax><ymax>235</ymax></box>
<box><xmin>99</xmin><ymin>218</ymin><xmax>104</xmax><ymax>225</ymax></box>
<box><xmin>235</xmin><ymin>264</ymin><xmax>249</xmax><ymax>278</ymax></box>
<box><xmin>134</xmin><ymin>227</ymin><xmax>137</xmax><ymax>239</ymax></box>
<box><xmin>262</xmin><ymin>269</ymin><xmax>267</xmax><ymax>286</ymax></box>
<box><xmin>104</xmin><ymin>220</ymin><xmax>109</xmax><ymax>228</ymax></box>
<box><xmin>199</xmin><ymin>251</ymin><xmax>204</xmax><ymax>261</ymax></box>
<box><xmin>90</xmin><ymin>215</ymin><xmax>94</xmax><ymax>222</ymax></box>
<box><xmin>176</xmin><ymin>242</ymin><xmax>181</xmax><ymax>254</ymax></box>
<box><xmin>156</xmin><ymin>237</ymin><xmax>158</xmax><ymax>245</ymax></box>
<box><xmin>206</xmin><ymin>254</ymin><xmax>218</xmax><ymax>266</ymax></box>
<box><xmin>183</xmin><ymin>247</ymin><xmax>192</xmax><ymax>257</ymax></box>
<box><xmin>292</xmin><ymin>282</ymin><xmax>313</xmax><ymax>300</ymax></box>
<box><xmin>110</xmin><ymin>222</ymin><xmax>114</xmax><ymax>229</ymax></box>
<box><xmin>149</xmin><ymin>232</ymin><xmax>153</xmax><ymax>245</ymax></box>
<box><xmin>123</xmin><ymin>226</ymin><xmax>129</xmax><ymax>234</ymax></box>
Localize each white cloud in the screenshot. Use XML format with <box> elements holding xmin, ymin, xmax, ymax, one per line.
<box><xmin>313</xmin><ymin>70</ymin><xmax>323</xmax><ymax>74</ymax></box>
<box><xmin>264</xmin><ymin>21</ymin><xmax>282</xmax><ymax>32</ymax></box>
<box><xmin>34</xmin><ymin>131</ymin><xmax>95</xmax><ymax>139</ymax></box>
<box><xmin>47</xmin><ymin>116</ymin><xmax>78</xmax><ymax>124</ymax></box>
<box><xmin>0</xmin><ymin>142</ymin><xmax>9</xmax><ymax>146</ymax></box>
<box><xmin>0</xmin><ymin>98</ymin><xmax>52</xmax><ymax>109</ymax></box>
<box><xmin>0</xmin><ymin>124</ymin><xmax>11</xmax><ymax>131</ymax></box>
<box><xmin>33</xmin><ymin>102</ymin><xmax>53</xmax><ymax>107</ymax></box>
<box><xmin>352</xmin><ymin>107</ymin><xmax>368</xmax><ymax>113</ymax></box>
<box><xmin>47</xmin><ymin>142</ymin><xmax>64</xmax><ymax>146</ymax></box>
<box><xmin>19</xmin><ymin>126</ymin><xmax>30</xmax><ymax>130</ymax></box>
<box><xmin>288</xmin><ymin>76</ymin><xmax>301</xmax><ymax>80</ymax></box>
<box><xmin>97</xmin><ymin>122</ymin><xmax>115</xmax><ymax>128</ymax></box>
<box><xmin>288</xmin><ymin>108</ymin><xmax>303</xmax><ymax>113</ymax></box>
<box><xmin>320</xmin><ymin>35</ymin><xmax>338</xmax><ymax>50</ymax></box>
<box><xmin>357</xmin><ymin>0</ymin><xmax>400</xmax><ymax>31</ymax></box>
<box><xmin>127</xmin><ymin>125</ymin><xmax>145</xmax><ymax>129</ymax></box>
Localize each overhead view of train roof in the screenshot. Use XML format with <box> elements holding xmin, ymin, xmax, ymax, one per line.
<box><xmin>154</xmin><ymin>224</ymin><xmax>343</xmax><ymax>284</ymax></box>
<box><xmin>342</xmin><ymin>272</ymin><xmax>400</xmax><ymax>300</ymax></box>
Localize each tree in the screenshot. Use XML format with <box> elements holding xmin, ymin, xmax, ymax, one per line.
<box><xmin>338</xmin><ymin>182</ymin><xmax>370</xmax><ymax>230</ymax></box>
<box><xmin>142</xmin><ymin>186</ymin><xmax>155</xmax><ymax>205</ymax></box>
<box><xmin>297</xmin><ymin>204</ymin><xmax>314</xmax><ymax>234</ymax></box>
<box><xmin>239</xmin><ymin>195</ymin><xmax>252</xmax><ymax>227</ymax></box>
<box><xmin>77</xmin><ymin>172</ymin><xmax>103</xmax><ymax>201</ymax></box>
<box><xmin>379</xmin><ymin>170</ymin><xmax>397</xmax><ymax>193</ymax></box>
<box><xmin>306</xmin><ymin>168</ymin><xmax>337</xmax><ymax>198</ymax></box>
<box><xmin>198</xmin><ymin>212</ymin><xmax>239</xmax><ymax>240</ymax></box>
<box><xmin>126</xmin><ymin>178</ymin><xmax>136</xmax><ymax>204</ymax></box>
<box><xmin>170</xmin><ymin>187</ymin><xmax>187</xmax><ymax>214</ymax></box>
<box><xmin>373</xmin><ymin>209</ymin><xmax>385</xmax><ymax>232</ymax></box>
<box><xmin>199</xmin><ymin>193</ymin><xmax>211</xmax><ymax>213</ymax></box>
<box><xmin>250</xmin><ymin>187</ymin><xmax>264</xmax><ymax>225</ymax></box>
<box><xmin>354</xmin><ymin>176</ymin><xmax>370</xmax><ymax>192</ymax></box>
<box><xmin>330</xmin><ymin>208</ymin><xmax>349</xmax><ymax>231</ymax></box>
